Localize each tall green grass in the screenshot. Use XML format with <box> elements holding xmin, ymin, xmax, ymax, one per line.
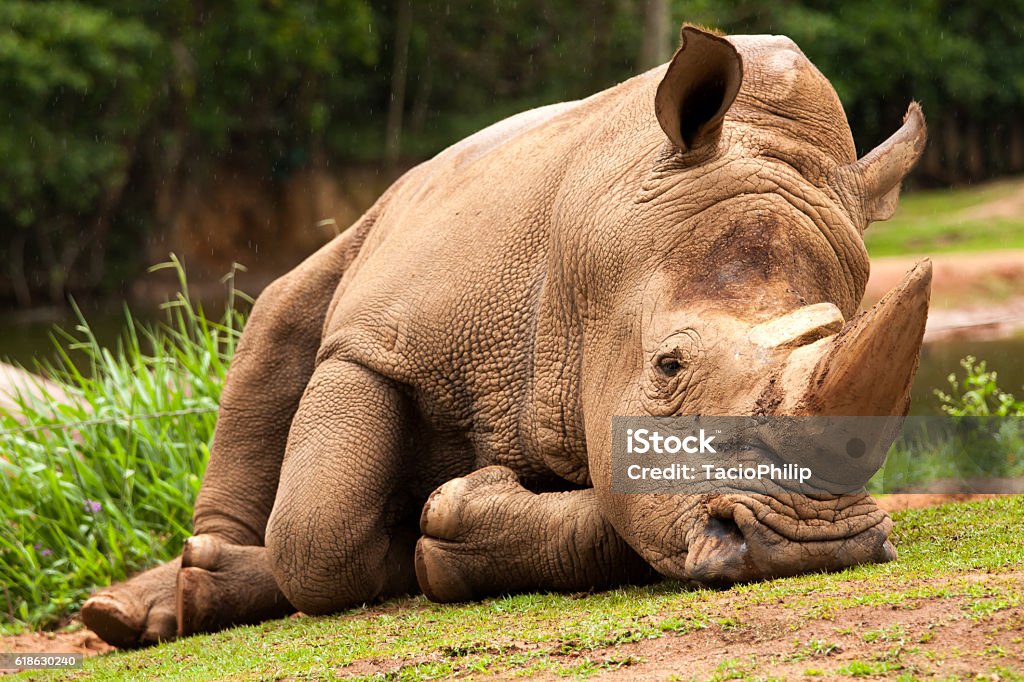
<box><xmin>0</xmin><ymin>257</ymin><xmax>248</xmax><ymax>632</ymax></box>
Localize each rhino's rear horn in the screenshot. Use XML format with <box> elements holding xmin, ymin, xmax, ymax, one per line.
<box><xmin>839</xmin><ymin>103</ymin><xmax>927</xmax><ymax>227</ymax></box>
<box><xmin>655</xmin><ymin>26</ymin><xmax>743</xmax><ymax>153</ymax></box>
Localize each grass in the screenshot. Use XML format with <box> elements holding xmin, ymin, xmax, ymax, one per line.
<box><xmin>8</xmin><ymin>496</ymin><xmax>1021</xmax><ymax>681</ymax></box>
<box><xmin>864</xmin><ymin>177</ymin><xmax>1024</xmax><ymax>257</ymax></box>
<box><xmin>873</xmin><ymin>417</ymin><xmax>1024</xmax><ymax>493</ymax></box>
<box><xmin>0</xmin><ymin>257</ymin><xmax>246</xmax><ymax>632</ymax></box>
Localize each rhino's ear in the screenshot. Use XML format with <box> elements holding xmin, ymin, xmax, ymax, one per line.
<box><xmin>655</xmin><ymin>26</ymin><xmax>743</xmax><ymax>153</ymax></box>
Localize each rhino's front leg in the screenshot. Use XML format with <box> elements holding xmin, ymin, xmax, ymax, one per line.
<box><xmin>415</xmin><ymin>466</ymin><xmax>655</xmax><ymax>602</ymax></box>
<box><xmin>263</xmin><ymin>358</ymin><xmax>420</xmax><ymax>614</ymax></box>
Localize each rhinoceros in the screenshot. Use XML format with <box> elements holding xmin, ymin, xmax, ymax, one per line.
<box><xmin>81</xmin><ymin>26</ymin><xmax>930</xmax><ymax>647</ymax></box>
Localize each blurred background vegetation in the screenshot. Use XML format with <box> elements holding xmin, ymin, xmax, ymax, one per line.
<box><xmin>1</xmin><ymin>0</ymin><xmax>1023</xmax><ymax>307</ymax></box>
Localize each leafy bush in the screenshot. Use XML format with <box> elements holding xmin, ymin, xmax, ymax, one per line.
<box><xmin>0</xmin><ymin>258</ymin><xmax>247</xmax><ymax>631</ymax></box>
<box><xmin>935</xmin><ymin>355</ymin><xmax>1024</xmax><ymax>416</ymax></box>
<box><xmin>872</xmin><ymin>356</ymin><xmax>1024</xmax><ymax>492</ymax></box>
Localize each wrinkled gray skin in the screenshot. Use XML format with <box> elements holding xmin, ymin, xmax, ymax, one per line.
<box><xmin>81</xmin><ymin>27</ymin><xmax>931</xmax><ymax>647</ymax></box>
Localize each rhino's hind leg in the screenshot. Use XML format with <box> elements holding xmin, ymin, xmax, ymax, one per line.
<box><xmin>81</xmin><ymin>559</ymin><xmax>179</xmax><ymax>648</ymax></box>
<box><xmin>82</xmin><ymin>227</ymin><xmax>367</xmax><ymax>647</ymax></box>
<box><xmin>176</xmin><ymin>535</ymin><xmax>294</xmax><ymax>636</ymax></box>
<box><xmin>82</xmin><ymin>539</ymin><xmax>294</xmax><ymax>645</ymax></box>
<box><xmin>415</xmin><ymin>466</ymin><xmax>656</xmax><ymax>602</ymax></box>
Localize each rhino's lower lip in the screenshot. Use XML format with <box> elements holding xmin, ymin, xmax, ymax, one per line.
<box><xmin>650</xmin><ymin>493</ymin><xmax>893</xmax><ymax>584</ymax></box>
<box><xmin>727</xmin><ymin>491</ymin><xmax>891</xmax><ymax>544</ymax></box>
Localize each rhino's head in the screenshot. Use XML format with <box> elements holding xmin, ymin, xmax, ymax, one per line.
<box><xmin>572</xmin><ymin>27</ymin><xmax>929</xmax><ymax>584</ymax></box>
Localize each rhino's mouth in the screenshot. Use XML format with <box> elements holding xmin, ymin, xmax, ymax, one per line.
<box><xmin>650</xmin><ymin>491</ymin><xmax>895</xmax><ymax>585</ymax></box>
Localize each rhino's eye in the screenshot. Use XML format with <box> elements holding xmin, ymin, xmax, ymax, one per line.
<box><xmin>656</xmin><ymin>355</ymin><xmax>684</xmax><ymax>377</ymax></box>
<box><xmin>649</xmin><ymin>330</ymin><xmax>700</xmax><ymax>387</ymax></box>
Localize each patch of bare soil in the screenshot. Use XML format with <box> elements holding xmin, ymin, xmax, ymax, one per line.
<box><xmin>865</xmin><ymin>250</ymin><xmax>1024</xmax><ymax>341</ymax></box>
<box><xmin>0</xmin><ymin>627</ymin><xmax>112</xmax><ymax>676</ymax></box>
<box><xmin>580</xmin><ymin>575</ymin><xmax>1024</xmax><ymax>681</ymax></box>
<box><xmin>876</xmin><ymin>493</ymin><xmax>1000</xmax><ymax>512</ymax></box>
<box><xmin>959</xmin><ymin>181</ymin><xmax>1024</xmax><ymax>222</ymax></box>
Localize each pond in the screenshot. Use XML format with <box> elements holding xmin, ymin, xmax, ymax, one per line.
<box><xmin>0</xmin><ymin>305</ymin><xmax>131</xmax><ymax>371</ymax></box>
<box><xmin>910</xmin><ymin>335</ymin><xmax>1024</xmax><ymax>414</ymax></box>
<box><xmin>1</xmin><ymin>308</ymin><xmax>1023</xmax><ymax>417</ymax></box>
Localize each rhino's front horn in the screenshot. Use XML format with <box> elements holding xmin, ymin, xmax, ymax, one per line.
<box><xmin>837</xmin><ymin>102</ymin><xmax>927</xmax><ymax>228</ymax></box>
<box><xmin>779</xmin><ymin>260</ymin><xmax>932</xmax><ymax>416</ymax></box>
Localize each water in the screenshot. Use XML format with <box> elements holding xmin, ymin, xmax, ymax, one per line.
<box><xmin>2</xmin><ymin>309</ymin><xmax>1022</xmax><ymax>416</ymax></box>
<box><xmin>910</xmin><ymin>335</ymin><xmax>1024</xmax><ymax>414</ymax></box>
<box><xmin>0</xmin><ymin>306</ymin><xmax>138</xmax><ymax>371</ymax></box>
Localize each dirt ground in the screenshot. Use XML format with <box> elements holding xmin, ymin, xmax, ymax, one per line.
<box><xmin>875</xmin><ymin>492</ymin><xmax>1000</xmax><ymax>512</ymax></box>
<box><xmin>579</xmin><ymin>573</ymin><xmax>1024</xmax><ymax>681</ymax></box>
<box><xmin>865</xmin><ymin>250</ymin><xmax>1024</xmax><ymax>341</ymax></box>
<box><xmin>0</xmin><ymin>629</ymin><xmax>112</xmax><ymax>675</ymax></box>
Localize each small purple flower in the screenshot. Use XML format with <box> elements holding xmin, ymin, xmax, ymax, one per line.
<box><xmin>33</xmin><ymin>544</ymin><xmax>52</xmax><ymax>557</ymax></box>
<box><xmin>84</xmin><ymin>499</ymin><xmax>102</xmax><ymax>513</ymax></box>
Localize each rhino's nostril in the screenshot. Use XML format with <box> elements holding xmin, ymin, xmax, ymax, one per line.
<box><xmin>681</xmin><ymin>511</ymin><xmax>752</xmax><ymax>587</ymax></box>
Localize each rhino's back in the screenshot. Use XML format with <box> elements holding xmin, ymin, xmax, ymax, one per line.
<box><xmin>429</xmin><ymin>100</ymin><xmax>581</xmax><ymax>175</ymax></box>
<box><xmin>317</xmin><ymin>84</ymin><xmax>639</xmax><ymax>481</ymax></box>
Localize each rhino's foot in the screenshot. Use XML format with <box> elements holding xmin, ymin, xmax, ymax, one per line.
<box><xmin>416</xmin><ymin>466</ymin><xmax>529</xmax><ymax>603</ymax></box>
<box><xmin>80</xmin><ymin>558</ymin><xmax>180</xmax><ymax>648</ymax></box>
<box><xmin>176</xmin><ymin>534</ymin><xmax>295</xmax><ymax>637</ymax></box>
<box><xmin>416</xmin><ymin>467</ymin><xmax>656</xmax><ymax>603</ymax></box>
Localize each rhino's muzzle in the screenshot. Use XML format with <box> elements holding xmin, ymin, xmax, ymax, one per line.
<box><xmin>667</xmin><ymin>263</ymin><xmax>927</xmax><ymax>583</ymax></box>
<box><xmin>667</xmin><ymin>492</ymin><xmax>895</xmax><ymax>585</ymax></box>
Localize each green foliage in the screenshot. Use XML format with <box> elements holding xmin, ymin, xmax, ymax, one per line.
<box><xmin>871</xmin><ymin>356</ymin><xmax>1024</xmax><ymax>492</ymax></box>
<box><xmin>0</xmin><ymin>2</ymin><xmax>161</xmax><ymax>222</ymax></box>
<box><xmin>0</xmin><ymin>2</ymin><xmax>163</xmax><ymax>302</ymax></box>
<box><xmin>936</xmin><ymin>355</ymin><xmax>1024</xmax><ymax>416</ymax></box>
<box><xmin>2</xmin><ymin>0</ymin><xmax>1024</xmax><ymax>305</ymax></box>
<box><xmin>0</xmin><ymin>0</ymin><xmax>378</xmax><ymax>305</ymax></box>
<box><xmin>0</xmin><ymin>257</ymin><xmax>246</xmax><ymax>631</ymax></box>
<box><xmin>159</xmin><ymin>0</ymin><xmax>378</xmax><ymax>157</ymax></box>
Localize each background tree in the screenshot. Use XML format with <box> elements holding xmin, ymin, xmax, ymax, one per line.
<box><xmin>0</xmin><ymin>0</ymin><xmax>1021</xmax><ymax>306</ymax></box>
<box><xmin>0</xmin><ymin>2</ymin><xmax>162</xmax><ymax>306</ymax></box>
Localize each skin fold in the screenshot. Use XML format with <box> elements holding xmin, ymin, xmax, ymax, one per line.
<box><xmin>80</xmin><ymin>26</ymin><xmax>930</xmax><ymax>647</ymax></box>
